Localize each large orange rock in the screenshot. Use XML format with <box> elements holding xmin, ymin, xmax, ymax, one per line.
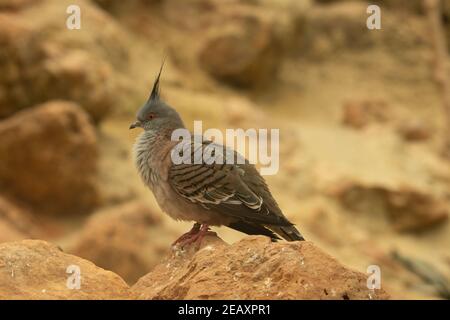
<box><xmin>132</xmin><ymin>235</ymin><xmax>390</xmax><ymax>299</ymax></box>
<box><xmin>0</xmin><ymin>240</ymin><xmax>131</xmax><ymax>299</ymax></box>
<box><xmin>68</xmin><ymin>201</ymin><xmax>175</xmax><ymax>285</ymax></box>
<box><xmin>0</xmin><ymin>101</ymin><xmax>99</xmax><ymax>215</ymax></box>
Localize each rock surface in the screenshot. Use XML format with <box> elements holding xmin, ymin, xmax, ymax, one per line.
<box><xmin>0</xmin><ymin>240</ymin><xmax>130</xmax><ymax>299</ymax></box>
<box><xmin>341</xmin><ymin>99</ymin><xmax>390</xmax><ymax>129</ymax></box>
<box><xmin>0</xmin><ymin>196</ymin><xmax>41</xmax><ymax>243</ymax></box>
<box><xmin>397</xmin><ymin>119</ymin><xmax>432</xmax><ymax>142</ymax></box>
<box><xmin>198</xmin><ymin>10</ymin><xmax>278</xmax><ymax>87</ymax></box>
<box><xmin>197</xmin><ymin>0</ymin><xmax>310</xmax><ymax>87</ymax></box>
<box><xmin>0</xmin><ymin>101</ymin><xmax>98</xmax><ymax>215</ymax></box>
<box><xmin>331</xmin><ymin>181</ymin><xmax>449</xmax><ymax>232</ymax></box>
<box><xmin>132</xmin><ymin>235</ymin><xmax>390</xmax><ymax>300</ymax></box>
<box><xmin>0</xmin><ymin>0</ymin><xmax>128</xmax><ymax>122</ymax></box>
<box><xmin>156</xmin><ymin>0</ymin><xmax>309</xmax><ymax>88</ymax></box>
<box><xmin>68</xmin><ymin>201</ymin><xmax>173</xmax><ymax>285</ymax></box>
<box><xmin>301</xmin><ymin>2</ymin><xmax>376</xmax><ymax>58</ymax></box>
<box><xmin>301</xmin><ymin>1</ymin><xmax>426</xmax><ymax>58</ymax></box>
<box><xmin>0</xmin><ymin>0</ymin><xmax>40</xmax><ymax>10</ymax></box>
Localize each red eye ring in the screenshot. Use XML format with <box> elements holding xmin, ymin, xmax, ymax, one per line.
<box><xmin>147</xmin><ymin>113</ymin><xmax>156</xmax><ymax>120</ymax></box>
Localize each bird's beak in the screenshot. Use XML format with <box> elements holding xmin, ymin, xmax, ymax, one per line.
<box><xmin>129</xmin><ymin>120</ymin><xmax>141</xmax><ymax>130</ymax></box>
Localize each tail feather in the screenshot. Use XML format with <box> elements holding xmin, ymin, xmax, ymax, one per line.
<box><xmin>228</xmin><ymin>221</ymin><xmax>281</xmax><ymax>240</ymax></box>
<box><xmin>227</xmin><ymin>221</ymin><xmax>305</xmax><ymax>242</ymax></box>
<box><xmin>269</xmin><ymin>225</ymin><xmax>305</xmax><ymax>241</ymax></box>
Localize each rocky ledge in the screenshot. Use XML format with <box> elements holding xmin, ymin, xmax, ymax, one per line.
<box><xmin>0</xmin><ymin>236</ymin><xmax>389</xmax><ymax>300</ymax></box>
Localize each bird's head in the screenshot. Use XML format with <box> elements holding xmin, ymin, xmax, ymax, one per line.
<box><xmin>130</xmin><ymin>61</ymin><xmax>184</xmax><ymax>132</ymax></box>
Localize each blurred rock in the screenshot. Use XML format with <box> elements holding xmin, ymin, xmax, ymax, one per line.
<box><xmin>92</xmin><ymin>0</ymin><xmax>161</xmax><ymax>14</ymax></box>
<box><xmin>391</xmin><ymin>250</ymin><xmax>450</xmax><ymax>299</ymax></box>
<box><xmin>376</xmin><ymin>0</ymin><xmax>424</xmax><ymax>14</ymax></box>
<box><xmin>301</xmin><ymin>2</ymin><xmax>376</xmax><ymax>58</ymax></box>
<box><xmin>0</xmin><ymin>0</ymin><xmax>40</xmax><ymax>11</ymax></box>
<box><xmin>0</xmin><ymin>196</ymin><xmax>41</xmax><ymax>242</ymax></box>
<box><xmin>132</xmin><ymin>235</ymin><xmax>390</xmax><ymax>299</ymax></box>
<box><xmin>243</xmin><ymin>0</ymin><xmax>310</xmax><ymax>9</ymax></box>
<box><xmin>445</xmin><ymin>0</ymin><xmax>450</xmax><ymax>20</ymax></box>
<box><xmin>397</xmin><ymin>120</ymin><xmax>432</xmax><ymax>142</ymax></box>
<box><xmin>198</xmin><ymin>9</ymin><xmax>281</xmax><ymax>87</ymax></box>
<box><xmin>224</xmin><ymin>96</ymin><xmax>266</xmax><ymax>127</ymax></box>
<box><xmin>0</xmin><ymin>0</ymin><xmax>128</xmax><ymax>122</ymax></box>
<box><xmin>315</xmin><ymin>0</ymin><xmax>424</xmax><ymax>14</ymax></box>
<box><xmin>332</xmin><ymin>181</ymin><xmax>449</xmax><ymax>232</ymax></box>
<box><xmin>38</xmin><ymin>49</ymin><xmax>115</xmax><ymax>124</ymax></box>
<box><xmin>0</xmin><ymin>101</ymin><xmax>99</xmax><ymax>215</ymax></box>
<box><xmin>301</xmin><ymin>1</ymin><xmax>427</xmax><ymax>58</ymax></box>
<box><xmin>194</xmin><ymin>0</ymin><xmax>310</xmax><ymax>87</ymax></box>
<box><xmin>0</xmin><ymin>240</ymin><xmax>131</xmax><ymax>299</ymax></box>
<box><xmin>96</xmin><ymin>130</ymin><xmax>140</xmax><ymax>207</ymax></box>
<box><xmin>237</xmin><ymin>0</ymin><xmax>311</xmax><ymax>51</ymax></box>
<box><xmin>0</xmin><ymin>221</ymin><xmax>26</xmax><ymax>243</ymax></box>
<box><xmin>341</xmin><ymin>99</ymin><xmax>390</xmax><ymax>129</ymax></box>
<box><xmin>69</xmin><ymin>201</ymin><xmax>172</xmax><ymax>285</ymax></box>
<box><xmin>306</xmin><ymin>207</ymin><xmax>354</xmax><ymax>247</ymax></box>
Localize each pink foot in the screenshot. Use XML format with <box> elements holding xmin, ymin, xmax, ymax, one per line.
<box><xmin>172</xmin><ymin>223</ymin><xmax>201</xmax><ymax>247</ymax></box>
<box><xmin>176</xmin><ymin>224</ymin><xmax>216</xmax><ymax>249</ymax></box>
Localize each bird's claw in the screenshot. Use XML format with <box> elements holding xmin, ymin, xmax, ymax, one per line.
<box><xmin>171</xmin><ymin>223</ymin><xmax>201</xmax><ymax>247</ymax></box>
<box><xmin>172</xmin><ymin>224</ymin><xmax>215</xmax><ymax>250</ymax></box>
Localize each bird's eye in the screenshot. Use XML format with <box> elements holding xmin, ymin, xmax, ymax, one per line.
<box><xmin>147</xmin><ymin>113</ymin><xmax>156</xmax><ymax>120</ymax></box>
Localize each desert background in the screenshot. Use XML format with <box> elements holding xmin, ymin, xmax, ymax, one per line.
<box><xmin>0</xmin><ymin>0</ymin><xmax>449</xmax><ymax>299</ymax></box>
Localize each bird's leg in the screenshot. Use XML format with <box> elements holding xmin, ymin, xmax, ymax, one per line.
<box><xmin>177</xmin><ymin>224</ymin><xmax>216</xmax><ymax>249</ymax></box>
<box><xmin>194</xmin><ymin>224</ymin><xmax>217</xmax><ymax>249</ymax></box>
<box><xmin>172</xmin><ymin>222</ymin><xmax>201</xmax><ymax>247</ymax></box>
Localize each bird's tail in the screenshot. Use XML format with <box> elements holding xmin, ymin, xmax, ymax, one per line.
<box><xmin>269</xmin><ymin>225</ymin><xmax>305</xmax><ymax>241</ymax></box>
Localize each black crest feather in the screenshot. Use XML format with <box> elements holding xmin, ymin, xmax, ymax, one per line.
<box><xmin>149</xmin><ymin>58</ymin><xmax>166</xmax><ymax>101</ymax></box>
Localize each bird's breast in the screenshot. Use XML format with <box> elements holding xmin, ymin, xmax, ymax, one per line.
<box><xmin>133</xmin><ymin>132</ymin><xmax>158</xmax><ymax>187</ymax></box>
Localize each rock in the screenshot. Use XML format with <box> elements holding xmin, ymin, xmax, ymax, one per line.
<box><xmin>397</xmin><ymin>120</ymin><xmax>432</xmax><ymax>142</ymax></box>
<box><xmin>0</xmin><ymin>221</ymin><xmax>26</xmax><ymax>243</ymax></box>
<box><xmin>301</xmin><ymin>2</ymin><xmax>426</xmax><ymax>58</ymax></box>
<box><xmin>376</xmin><ymin>0</ymin><xmax>424</xmax><ymax>14</ymax></box>
<box><xmin>92</xmin><ymin>0</ymin><xmax>161</xmax><ymax>14</ymax></box>
<box><xmin>132</xmin><ymin>235</ymin><xmax>390</xmax><ymax>299</ymax></box>
<box><xmin>301</xmin><ymin>2</ymin><xmax>377</xmax><ymax>58</ymax></box>
<box><xmin>198</xmin><ymin>9</ymin><xmax>281</xmax><ymax>87</ymax></box>
<box><xmin>0</xmin><ymin>101</ymin><xmax>99</xmax><ymax>215</ymax></box>
<box><xmin>0</xmin><ymin>240</ymin><xmax>130</xmax><ymax>299</ymax></box>
<box><xmin>331</xmin><ymin>181</ymin><xmax>449</xmax><ymax>232</ymax></box>
<box><xmin>341</xmin><ymin>99</ymin><xmax>390</xmax><ymax>129</ymax></box>
<box><xmin>0</xmin><ymin>196</ymin><xmax>41</xmax><ymax>242</ymax></box>
<box><xmin>0</xmin><ymin>0</ymin><xmax>40</xmax><ymax>11</ymax></box>
<box><xmin>0</xmin><ymin>0</ymin><xmax>128</xmax><ymax>122</ymax></box>
<box><xmin>195</xmin><ymin>0</ymin><xmax>310</xmax><ymax>87</ymax></box>
<box><xmin>224</xmin><ymin>96</ymin><xmax>267</xmax><ymax>127</ymax></box>
<box><xmin>68</xmin><ymin>201</ymin><xmax>173</xmax><ymax>285</ymax></box>
<box><xmin>315</xmin><ymin>0</ymin><xmax>423</xmax><ymax>14</ymax></box>
<box><xmin>36</xmin><ymin>49</ymin><xmax>115</xmax><ymax>124</ymax></box>
<box><xmin>238</xmin><ymin>0</ymin><xmax>311</xmax><ymax>51</ymax></box>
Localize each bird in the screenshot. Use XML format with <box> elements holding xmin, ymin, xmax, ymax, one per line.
<box><xmin>130</xmin><ymin>64</ymin><xmax>305</xmax><ymax>247</ymax></box>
